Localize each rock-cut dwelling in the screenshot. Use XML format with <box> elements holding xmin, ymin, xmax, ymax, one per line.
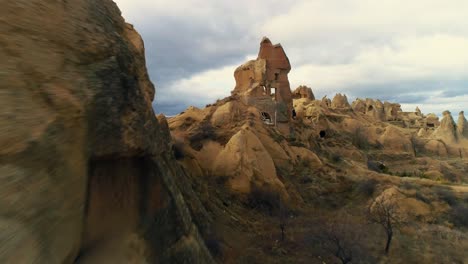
<box><xmin>232</xmin><ymin>37</ymin><xmax>293</xmax><ymax>134</ymax></box>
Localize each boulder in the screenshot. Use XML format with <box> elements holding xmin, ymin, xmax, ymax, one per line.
<box><xmin>211</xmin><ymin>102</ymin><xmax>234</xmax><ymax>127</ymax></box>
<box><xmin>378</xmin><ymin>126</ymin><xmax>414</xmax><ymax>154</ymax></box>
<box><xmin>212</xmin><ymin>127</ymin><xmax>287</xmax><ymax>198</ymax></box>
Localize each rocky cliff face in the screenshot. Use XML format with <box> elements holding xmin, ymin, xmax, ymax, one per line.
<box><xmin>0</xmin><ymin>1</ymin><xmax>213</xmax><ymax>263</ymax></box>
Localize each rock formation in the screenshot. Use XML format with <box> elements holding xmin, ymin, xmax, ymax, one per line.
<box><xmin>292</xmin><ymin>85</ymin><xmax>315</xmax><ymax>100</ymax></box>
<box><xmin>352</xmin><ymin>98</ymin><xmax>367</xmax><ymax>113</ymax></box>
<box><xmin>212</xmin><ymin>127</ymin><xmax>288</xmax><ymax>198</ymax></box>
<box><xmin>232</xmin><ymin>37</ymin><xmax>293</xmax><ymax>134</ymax></box>
<box><xmin>378</xmin><ymin>126</ymin><xmax>413</xmax><ymax>154</ymax></box>
<box><xmin>331</xmin><ymin>93</ymin><xmax>351</xmax><ymax>109</ymax></box>
<box><xmin>432</xmin><ymin>111</ymin><xmax>458</xmax><ymax>143</ymax></box>
<box><xmin>426</xmin><ymin>113</ymin><xmax>440</xmax><ymax>128</ymax></box>
<box><xmin>457</xmin><ymin>111</ymin><xmax>468</xmax><ymax>139</ymax></box>
<box><xmin>321</xmin><ymin>96</ymin><xmax>332</xmax><ymax>108</ymax></box>
<box><xmin>415</xmin><ymin>107</ymin><xmax>422</xmax><ymax>116</ymax></box>
<box><xmin>384</xmin><ymin>102</ymin><xmax>402</xmax><ymax>121</ymax></box>
<box><xmin>0</xmin><ymin>1</ymin><xmax>213</xmax><ymax>263</ymax></box>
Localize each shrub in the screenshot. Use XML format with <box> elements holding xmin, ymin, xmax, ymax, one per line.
<box><xmin>356</xmin><ymin>179</ymin><xmax>378</xmax><ymax>197</ymax></box>
<box><xmin>330</xmin><ymin>153</ymin><xmax>343</xmax><ymax>164</ymax></box>
<box><xmin>435</xmin><ymin>187</ymin><xmax>458</xmax><ymax>206</ymax></box>
<box><xmin>246</xmin><ymin>185</ymin><xmax>280</xmax><ymax>215</ymax></box>
<box><xmin>400</xmin><ymin>181</ymin><xmax>417</xmax><ymax>190</ymax></box>
<box><xmin>204</xmin><ymin>237</ymin><xmax>223</xmax><ymax>257</ymax></box>
<box><xmin>415</xmin><ymin>191</ymin><xmax>431</xmax><ymax>204</ymax></box>
<box><xmin>451</xmin><ymin>204</ymin><xmax>468</xmax><ymax>228</ymax></box>
<box><xmin>367</xmin><ymin>160</ymin><xmax>387</xmax><ymax>173</ymax></box>
<box><xmin>189</xmin><ymin>122</ymin><xmax>217</xmax><ymax>150</ymax></box>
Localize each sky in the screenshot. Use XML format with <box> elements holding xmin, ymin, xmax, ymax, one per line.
<box><xmin>114</xmin><ymin>0</ymin><xmax>468</xmax><ymax>116</ymax></box>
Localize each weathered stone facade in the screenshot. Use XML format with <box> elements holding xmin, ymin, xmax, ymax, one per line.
<box><xmin>232</xmin><ymin>37</ymin><xmax>293</xmax><ymax>133</ymax></box>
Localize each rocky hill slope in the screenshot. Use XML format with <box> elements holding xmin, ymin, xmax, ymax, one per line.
<box><xmin>168</xmin><ymin>38</ymin><xmax>468</xmax><ymax>263</ymax></box>
<box><xmin>1</xmin><ymin>1</ymin><xmax>467</xmax><ymax>263</ymax></box>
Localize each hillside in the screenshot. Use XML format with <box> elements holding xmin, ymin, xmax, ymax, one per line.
<box><xmin>1</xmin><ymin>1</ymin><xmax>467</xmax><ymax>263</ymax></box>
<box><xmin>167</xmin><ymin>38</ymin><xmax>468</xmax><ymax>263</ymax></box>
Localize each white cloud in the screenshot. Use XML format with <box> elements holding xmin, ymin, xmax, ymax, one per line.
<box><xmin>289</xmin><ymin>34</ymin><xmax>468</xmax><ymax>90</ymax></box>
<box><xmin>114</xmin><ymin>0</ymin><xmax>468</xmax><ymax>115</ymax></box>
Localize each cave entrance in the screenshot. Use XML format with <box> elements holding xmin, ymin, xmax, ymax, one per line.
<box><xmin>368</xmin><ymin>105</ymin><xmax>374</xmax><ymax>112</ymax></box>
<box><xmin>319</xmin><ymin>130</ymin><xmax>326</xmax><ymax>138</ymax></box>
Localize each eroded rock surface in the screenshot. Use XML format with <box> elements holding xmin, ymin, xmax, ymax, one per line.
<box><xmin>0</xmin><ymin>1</ymin><xmax>213</xmax><ymax>263</ymax></box>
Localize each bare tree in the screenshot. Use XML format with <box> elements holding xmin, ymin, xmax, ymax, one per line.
<box><xmin>367</xmin><ymin>194</ymin><xmax>405</xmax><ymax>255</ymax></box>
<box><xmin>278</xmin><ymin>196</ymin><xmax>287</xmax><ymax>242</ymax></box>
<box><xmin>316</xmin><ymin>212</ymin><xmax>363</xmax><ymax>264</ymax></box>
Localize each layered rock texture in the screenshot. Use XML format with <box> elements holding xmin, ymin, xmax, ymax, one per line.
<box><xmin>0</xmin><ymin>1</ymin><xmax>213</xmax><ymax>263</ymax></box>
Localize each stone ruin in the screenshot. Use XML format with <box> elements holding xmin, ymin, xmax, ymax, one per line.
<box><xmin>232</xmin><ymin>37</ymin><xmax>293</xmax><ymax>133</ymax></box>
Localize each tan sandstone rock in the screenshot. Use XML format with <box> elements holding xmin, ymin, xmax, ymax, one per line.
<box><xmin>457</xmin><ymin>111</ymin><xmax>468</xmax><ymax>139</ymax></box>
<box><xmin>432</xmin><ymin>111</ymin><xmax>458</xmax><ymax>144</ymax></box>
<box><xmin>212</xmin><ymin>127</ymin><xmax>287</xmax><ymax>198</ymax></box>
<box><xmin>331</xmin><ymin>93</ymin><xmax>351</xmax><ymax>109</ymax></box>
<box><xmin>378</xmin><ymin>126</ymin><xmax>414</xmax><ymax>154</ymax></box>
<box><xmin>292</xmin><ymin>85</ymin><xmax>315</xmax><ymax>100</ymax></box>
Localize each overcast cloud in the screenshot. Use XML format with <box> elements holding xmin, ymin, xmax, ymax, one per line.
<box><xmin>114</xmin><ymin>0</ymin><xmax>467</xmax><ymax>116</ymax></box>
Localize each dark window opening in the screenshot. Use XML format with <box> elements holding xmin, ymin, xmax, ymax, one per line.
<box><xmin>261</xmin><ymin>112</ymin><xmax>273</xmax><ymax>124</ymax></box>
<box><xmin>274</xmin><ymin>73</ymin><xmax>279</xmax><ymax>80</ymax></box>
<box><xmin>427</xmin><ymin>123</ymin><xmax>435</xmax><ymax>128</ymax></box>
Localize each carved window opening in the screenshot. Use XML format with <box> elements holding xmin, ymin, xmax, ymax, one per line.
<box><xmin>271</xmin><ymin>87</ymin><xmax>277</xmax><ymax>101</ymax></box>
<box><xmin>261</xmin><ymin>112</ymin><xmax>273</xmax><ymax>125</ymax></box>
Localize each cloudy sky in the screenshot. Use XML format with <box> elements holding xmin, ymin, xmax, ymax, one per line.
<box><xmin>114</xmin><ymin>0</ymin><xmax>467</xmax><ymax>116</ymax></box>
